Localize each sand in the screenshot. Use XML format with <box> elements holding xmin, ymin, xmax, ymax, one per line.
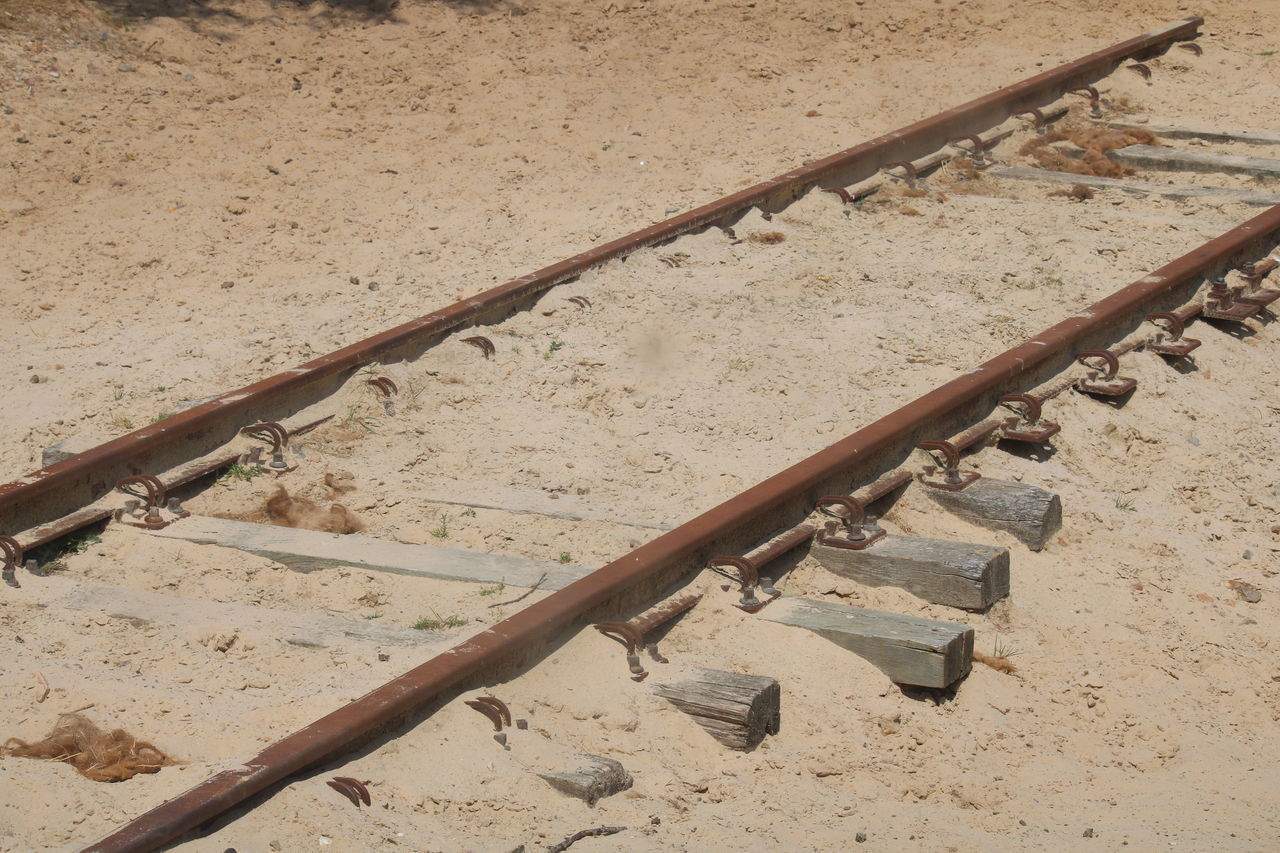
<box><xmin>1</xmin><ymin>0</ymin><xmax>1278</xmax><ymax>850</ymax></box>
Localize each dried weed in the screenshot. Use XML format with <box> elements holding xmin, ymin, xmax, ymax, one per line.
<box><xmin>973</xmin><ymin>650</ymin><xmax>1018</xmax><ymax>675</ymax></box>
<box><xmin>1019</xmin><ymin>126</ymin><xmax>1158</xmax><ymax>178</ymax></box>
<box><xmin>1048</xmin><ymin>183</ymin><xmax>1095</xmax><ymax>201</ymax></box>
<box><xmin>748</xmin><ymin>231</ymin><xmax>787</xmax><ymax>244</ymax></box>
<box><xmin>264</xmin><ymin>486</ymin><xmax>363</xmax><ymax>534</ymax></box>
<box><xmin>2</xmin><ymin>714</ymin><xmax>175</xmax><ymax>782</ymax></box>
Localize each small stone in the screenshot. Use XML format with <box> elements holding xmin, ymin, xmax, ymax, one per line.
<box><xmin>1233</xmin><ymin>582</ymin><xmax>1261</xmax><ymax>604</ymax></box>
<box><xmin>377</xmin><ymin>652</ymin><xmax>390</xmax><ymax>661</ymax></box>
<box><xmin>349</xmin><ymin>276</ymin><xmax>360</xmax><ymax>285</ymax></box>
<box><xmin>856</xmin><ymin>832</ymin><xmax>868</xmax><ymax>843</ymax></box>
<box><xmin>16</xmin><ymin>137</ymin><xmax>29</xmax><ymax>144</ymax></box>
<box><xmin>117</xmin><ymin>63</ymin><xmax>136</xmax><ymax>73</ymax></box>
<box><xmin>1242</xmin><ymin>549</ymin><xmax>1253</xmax><ymax>560</ymax></box>
<box><xmin>1188</xmin><ymin>435</ymin><xmax>1200</xmax><ymax>446</ymax></box>
<box><xmin>29</xmin><ymin>374</ymin><xmax>40</xmax><ymax>383</ymax></box>
<box><xmin>71</xmin><ymin>175</ymin><xmax>81</xmax><ymax>183</ymax></box>
<box><xmin>1083</xmin><ymin>828</ymin><xmax>1094</xmax><ymax>838</ymax></box>
<box><xmin>184</xmin><ymin>73</ymin><xmax>195</xmax><ymax>80</ymax></box>
<box><xmin>221</xmin><ymin>281</ymin><xmax>234</xmax><ymax>289</ymax></box>
<box><xmin>494</xmin><ymin>732</ymin><xmax>508</xmax><ymax>747</ymax></box>
<box><xmin>367</xmin><ymin>281</ymin><xmax>379</xmax><ymax>291</ymax></box>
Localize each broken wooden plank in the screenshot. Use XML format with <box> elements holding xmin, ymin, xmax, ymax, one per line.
<box><xmin>986</xmin><ymin>165</ymin><xmax>1280</xmax><ymax>207</ymax></box>
<box><xmin>1099</xmin><ymin>119</ymin><xmax>1280</xmax><ymax>147</ymax></box>
<box><xmin>20</xmin><ymin>578</ymin><xmax>453</xmax><ymax>649</ymax></box>
<box><xmin>534</xmin><ymin>753</ymin><xmax>633</xmax><ymax>805</ymax></box>
<box><xmin>811</xmin><ymin>536</ymin><xmax>1008</xmax><ymax>611</ymax></box>
<box><xmin>1106</xmin><ymin>144</ymin><xmax>1280</xmax><ymax>178</ymax></box>
<box><xmin>149</xmin><ymin>515</ymin><xmax>590</xmax><ymax>590</ymax></box>
<box><xmin>652</xmin><ymin>668</ymin><xmax>780</xmax><ymax>751</ymax></box>
<box><xmin>922</xmin><ymin>478</ymin><xmax>1061</xmax><ymax>551</ymax></box>
<box><xmin>761</xmin><ymin>597</ymin><xmax>972</xmax><ymax>688</ymax></box>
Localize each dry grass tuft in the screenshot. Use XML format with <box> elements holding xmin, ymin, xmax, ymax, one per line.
<box><xmin>1048</xmin><ymin>183</ymin><xmax>1095</xmax><ymax>201</ymax></box>
<box><xmin>898</xmin><ymin>206</ymin><xmax>923</xmax><ymax>216</ymax></box>
<box><xmin>973</xmin><ymin>650</ymin><xmax>1018</xmax><ymax>675</ymax></box>
<box><xmin>1019</xmin><ymin>125</ymin><xmax>1158</xmax><ymax>178</ymax></box>
<box><xmin>748</xmin><ymin>231</ymin><xmax>786</xmax><ymax>244</ymax></box>
<box><xmin>265</xmin><ymin>486</ymin><xmax>363</xmax><ymax>533</ymax></box>
<box><xmin>3</xmin><ymin>714</ymin><xmax>176</xmax><ymax>782</ymax></box>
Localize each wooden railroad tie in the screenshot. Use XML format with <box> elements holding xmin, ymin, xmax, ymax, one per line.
<box><xmin>761</xmin><ymin>597</ymin><xmax>973</xmax><ymax>689</ymax></box>
<box><xmin>651</xmin><ymin>668</ymin><xmax>780</xmax><ymax>752</ymax></box>
<box><xmin>810</xmin><ymin>535</ymin><xmax>1009</xmax><ymax>611</ymax></box>
<box><xmin>922</xmin><ymin>477</ymin><xmax>1062</xmax><ymax>552</ymax></box>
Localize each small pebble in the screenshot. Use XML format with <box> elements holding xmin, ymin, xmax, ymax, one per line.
<box><xmin>367</xmin><ymin>282</ymin><xmax>379</xmax><ymax>291</ymax></box>
<box><xmin>29</xmin><ymin>374</ymin><xmax>40</xmax><ymax>384</ymax></box>
<box><xmin>1188</xmin><ymin>435</ymin><xmax>1200</xmax><ymax>446</ymax></box>
<box><xmin>221</xmin><ymin>281</ymin><xmax>234</xmax><ymax>289</ymax></box>
<box><xmin>117</xmin><ymin>63</ymin><xmax>136</xmax><ymax>73</ymax></box>
<box><xmin>71</xmin><ymin>175</ymin><xmax>81</xmax><ymax>183</ymax></box>
<box><xmin>1083</xmin><ymin>828</ymin><xmax>1095</xmax><ymax>838</ymax></box>
<box><xmin>856</xmin><ymin>832</ymin><xmax>867</xmax><ymax>843</ymax></box>
<box><xmin>16</xmin><ymin>137</ymin><xmax>29</xmax><ymax>144</ymax></box>
<box><xmin>349</xmin><ymin>276</ymin><xmax>360</xmax><ymax>285</ymax></box>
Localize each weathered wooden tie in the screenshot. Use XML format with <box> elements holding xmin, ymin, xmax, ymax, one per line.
<box><xmin>810</xmin><ymin>535</ymin><xmax>1008</xmax><ymax>610</ymax></box>
<box><xmin>1099</xmin><ymin>119</ymin><xmax>1280</xmax><ymax>147</ymax></box>
<box><xmin>652</xmin><ymin>668</ymin><xmax>780</xmax><ymax>751</ymax></box>
<box><xmin>923</xmin><ymin>477</ymin><xmax>1062</xmax><ymax>551</ymax></box>
<box><xmin>21</xmin><ymin>578</ymin><xmax>454</xmax><ymax>649</ymax></box>
<box><xmin>761</xmin><ymin>597</ymin><xmax>972</xmax><ymax>688</ymax></box>
<box><xmin>150</xmin><ymin>514</ymin><xmax>588</xmax><ymax>589</ymax></box>
<box><xmin>986</xmin><ymin>165</ymin><xmax>1280</xmax><ymax>207</ymax></box>
<box><xmin>536</xmin><ymin>754</ymin><xmax>633</xmax><ymax>805</ymax></box>
<box><xmin>1106</xmin><ymin>144</ymin><xmax>1280</xmax><ymax>178</ymax></box>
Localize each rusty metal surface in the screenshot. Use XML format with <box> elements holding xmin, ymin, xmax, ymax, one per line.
<box><xmin>3</xmin><ymin>18</ymin><xmax>1201</xmax><ymax>543</ymax></box>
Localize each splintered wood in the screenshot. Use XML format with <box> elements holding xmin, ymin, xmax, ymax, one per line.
<box><xmin>652</xmin><ymin>668</ymin><xmax>780</xmax><ymax>751</ymax></box>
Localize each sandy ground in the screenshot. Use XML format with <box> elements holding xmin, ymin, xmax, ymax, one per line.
<box><xmin>1</xmin><ymin>0</ymin><xmax>1279</xmax><ymax>851</ymax></box>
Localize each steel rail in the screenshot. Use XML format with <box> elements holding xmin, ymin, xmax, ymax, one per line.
<box><xmin>0</xmin><ymin>17</ymin><xmax>1201</xmax><ymax>540</ymax></box>
<box><xmin>85</xmin><ymin>199</ymin><xmax>1280</xmax><ymax>851</ymax></box>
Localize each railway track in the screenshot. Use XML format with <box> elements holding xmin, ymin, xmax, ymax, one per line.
<box><xmin>2</xmin><ymin>15</ymin><xmax>1279</xmax><ymax>851</ymax></box>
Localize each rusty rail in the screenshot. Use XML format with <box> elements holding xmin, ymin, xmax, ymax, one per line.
<box><xmin>1</xmin><ymin>17</ymin><xmax>1200</xmax><ymax>543</ymax></box>
<box><xmin>84</xmin><ymin>207</ymin><xmax>1280</xmax><ymax>853</ymax></box>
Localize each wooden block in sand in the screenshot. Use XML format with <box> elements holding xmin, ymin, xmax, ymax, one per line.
<box><xmin>535</xmin><ymin>754</ymin><xmax>633</xmax><ymax>805</ymax></box>
<box><xmin>652</xmin><ymin>668</ymin><xmax>780</xmax><ymax>751</ymax></box>
<box><xmin>150</xmin><ymin>514</ymin><xmax>588</xmax><ymax>589</ymax></box>
<box><xmin>1106</xmin><ymin>143</ymin><xmax>1280</xmax><ymax>178</ymax></box>
<box><xmin>811</xmin><ymin>536</ymin><xmax>1008</xmax><ymax>611</ymax></box>
<box><xmin>761</xmin><ymin>597</ymin><xmax>973</xmax><ymax>688</ymax></box>
<box><xmin>922</xmin><ymin>477</ymin><xmax>1061</xmax><ymax>551</ymax></box>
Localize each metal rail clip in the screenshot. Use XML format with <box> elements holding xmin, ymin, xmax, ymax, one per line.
<box><xmin>1075</xmin><ymin>350</ymin><xmax>1137</xmax><ymax>396</ymax></box>
<box><xmin>365</xmin><ymin>377</ymin><xmax>398</xmax><ymax>416</ymax></box>
<box><xmin>113</xmin><ymin>475</ymin><xmax>187</xmax><ymax>530</ymax></box>
<box><xmin>1202</xmin><ymin>279</ymin><xmax>1259</xmax><ymax>322</ymax></box>
<box><xmin>998</xmin><ymin>393</ymin><xmax>1061</xmax><ymax>443</ymax></box>
<box><xmin>814</xmin><ymin>495</ymin><xmax>886</xmax><ymax>550</ymax></box>
<box><xmin>916</xmin><ymin>440</ymin><xmax>981</xmax><ymax>491</ymax></box>
<box><xmin>1145</xmin><ymin>312</ymin><xmax>1201</xmax><ymax>357</ymax></box>
<box><xmin>707</xmin><ymin>555</ymin><xmax>780</xmax><ymax>614</ymax></box>
<box><xmin>240</xmin><ymin>422</ymin><xmax>297</xmax><ymax>474</ymax></box>
<box><xmin>595</xmin><ymin>593</ymin><xmax>701</xmax><ymax>682</ymax></box>
<box><xmin>0</xmin><ymin>535</ymin><xmax>35</xmax><ymax>588</ymax></box>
